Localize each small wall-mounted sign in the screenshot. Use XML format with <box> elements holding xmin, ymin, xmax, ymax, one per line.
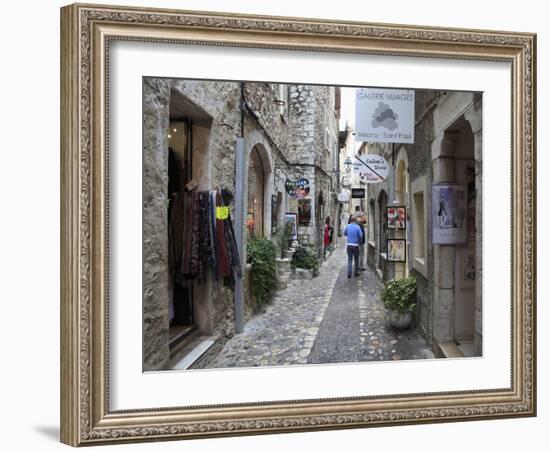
<box><xmin>351</xmin><ymin>188</ymin><xmax>365</xmax><ymax>199</ymax></box>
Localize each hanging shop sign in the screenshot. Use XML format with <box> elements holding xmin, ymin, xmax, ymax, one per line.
<box><xmin>337</xmin><ymin>191</ymin><xmax>350</xmax><ymax>202</ymax></box>
<box><xmin>351</xmin><ymin>188</ymin><xmax>365</xmax><ymax>199</ymax></box>
<box><xmin>355</xmin><ymin>88</ymin><xmax>415</xmax><ymax>143</ymax></box>
<box><xmin>352</xmin><ymin>154</ymin><xmax>389</xmax><ymax>183</ymax></box>
<box><xmin>285</xmin><ymin>178</ymin><xmax>310</xmax><ymax>199</ymax></box>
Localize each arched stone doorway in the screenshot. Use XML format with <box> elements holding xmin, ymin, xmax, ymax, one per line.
<box><xmin>394</xmin><ymin>147</ymin><xmax>410</xmax><ymax>279</ymax></box>
<box><xmin>432</xmin><ymin>107</ymin><xmax>481</xmax><ymax>356</ymax></box>
<box><xmin>247</xmin><ymin>147</ymin><xmax>265</xmax><ymax>237</ymax></box>
<box><xmin>376</xmin><ymin>190</ymin><xmax>388</xmax><ymax>278</ymax></box>
<box><xmin>246</xmin><ymin>143</ymin><xmax>273</xmax><ymax>239</ymax></box>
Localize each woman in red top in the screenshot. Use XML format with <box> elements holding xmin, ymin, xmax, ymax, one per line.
<box><xmin>324</xmin><ymin>216</ymin><xmax>332</xmax><ymax>255</ymax></box>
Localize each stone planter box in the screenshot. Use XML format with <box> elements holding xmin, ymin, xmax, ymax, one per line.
<box><xmin>292</xmin><ymin>267</ymin><xmax>314</xmax><ymax>280</ymax></box>
<box><xmin>389</xmin><ymin>311</ymin><xmax>413</xmax><ymax>330</ymax></box>
<box><xmin>275</xmin><ymin>257</ymin><xmax>292</xmax><ymax>276</ymax></box>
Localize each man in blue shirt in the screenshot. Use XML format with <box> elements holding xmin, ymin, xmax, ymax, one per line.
<box><xmin>343</xmin><ymin>215</ymin><xmax>362</xmax><ymax>278</ymax></box>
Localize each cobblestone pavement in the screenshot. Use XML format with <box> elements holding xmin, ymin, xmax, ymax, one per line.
<box><xmin>200</xmin><ymin>238</ymin><xmax>434</xmax><ymax>369</ymax></box>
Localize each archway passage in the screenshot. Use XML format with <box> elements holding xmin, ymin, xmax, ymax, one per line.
<box><xmin>394</xmin><ymin>153</ymin><xmax>410</xmax><ymax>279</ymax></box>
<box><xmin>247</xmin><ymin>146</ymin><xmax>265</xmax><ymax>238</ymax></box>
<box><xmin>450</xmin><ymin>119</ymin><xmax>476</xmax><ymax>345</ymax></box>
<box><xmin>377</xmin><ymin>190</ymin><xmax>388</xmax><ymax>273</ymax></box>
<box><xmin>432</xmin><ymin>116</ymin><xmax>478</xmax><ymax>354</ymax></box>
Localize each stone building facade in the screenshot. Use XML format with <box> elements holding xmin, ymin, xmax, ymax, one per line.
<box><xmin>142</xmin><ymin>78</ymin><xmax>339</xmax><ymax>371</ymax></box>
<box><xmin>365</xmin><ymin>90</ymin><xmax>482</xmax><ymax>358</ymax></box>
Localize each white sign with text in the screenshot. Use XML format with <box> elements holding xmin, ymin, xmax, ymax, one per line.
<box><xmin>353</xmin><ymin>154</ymin><xmax>389</xmax><ymax>183</ymax></box>
<box><xmin>355</xmin><ymin>88</ymin><xmax>415</xmax><ymax>143</ymax></box>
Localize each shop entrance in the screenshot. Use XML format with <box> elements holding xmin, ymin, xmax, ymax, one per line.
<box><xmin>167</xmin><ymin>118</ymin><xmax>194</xmax><ymax>349</ymax></box>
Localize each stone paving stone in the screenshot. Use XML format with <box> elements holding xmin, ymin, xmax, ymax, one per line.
<box><xmin>200</xmin><ymin>242</ymin><xmax>344</xmax><ymax>368</ymax></box>
<box><xmin>199</xmin><ymin>238</ymin><xmax>434</xmax><ymax>370</ymax></box>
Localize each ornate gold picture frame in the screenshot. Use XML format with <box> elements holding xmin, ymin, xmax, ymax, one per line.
<box><xmin>60</xmin><ymin>3</ymin><xmax>536</xmax><ymax>446</ymax></box>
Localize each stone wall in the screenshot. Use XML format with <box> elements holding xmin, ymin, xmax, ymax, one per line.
<box><xmin>143</xmin><ymin>79</ymin><xmax>340</xmax><ymax>370</ymax></box>
<box><xmin>143</xmin><ymin>78</ymin><xmax>171</xmax><ymax>371</ymax></box>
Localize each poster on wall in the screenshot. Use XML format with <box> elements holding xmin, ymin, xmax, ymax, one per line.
<box><xmin>432</xmin><ymin>184</ymin><xmax>467</xmax><ymax>244</ymax></box>
<box><xmin>387</xmin><ymin>238</ymin><xmax>406</xmax><ymax>262</ymax></box>
<box><xmin>284</xmin><ymin>213</ymin><xmax>298</xmax><ymax>241</ymax></box>
<box><xmin>298</xmin><ymin>199</ymin><xmax>312</xmax><ymax>226</ymax></box>
<box><xmin>387</xmin><ymin>206</ymin><xmax>406</xmax><ymax>230</ymax></box>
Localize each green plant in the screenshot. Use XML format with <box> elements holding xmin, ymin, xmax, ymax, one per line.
<box><xmin>381</xmin><ymin>276</ymin><xmax>417</xmax><ymax>314</ymax></box>
<box><xmin>246</xmin><ymin>237</ymin><xmax>278</xmax><ymax>307</ymax></box>
<box><xmin>291</xmin><ymin>246</ymin><xmax>319</xmax><ymax>277</ymax></box>
<box><xmin>276</xmin><ymin>222</ymin><xmax>292</xmax><ymax>259</ymax></box>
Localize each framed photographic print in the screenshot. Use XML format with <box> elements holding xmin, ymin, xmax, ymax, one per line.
<box><xmin>298</xmin><ymin>198</ymin><xmax>312</xmax><ymax>226</ymax></box>
<box><xmin>387</xmin><ymin>238</ymin><xmax>407</xmax><ymax>262</ymax></box>
<box><xmin>284</xmin><ymin>212</ymin><xmax>298</xmax><ymax>240</ymax></box>
<box><xmin>387</xmin><ymin>206</ymin><xmax>406</xmax><ymax>230</ymax></box>
<box><xmin>61</xmin><ymin>3</ymin><xmax>536</xmax><ymax>447</ymax></box>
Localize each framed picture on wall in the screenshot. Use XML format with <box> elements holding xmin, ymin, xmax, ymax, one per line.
<box><xmin>284</xmin><ymin>212</ymin><xmax>298</xmax><ymax>240</ymax></box>
<box><xmin>298</xmin><ymin>198</ymin><xmax>312</xmax><ymax>226</ymax></box>
<box><xmin>60</xmin><ymin>3</ymin><xmax>535</xmax><ymax>446</ymax></box>
<box><xmin>387</xmin><ymin>238</ymin><xmax>407</xmax><ymax>262</ymax></box>
<box><xmin>387</xmin><ymin>206</ymin><xmax>406</xmax><ymax>230</ymax></box>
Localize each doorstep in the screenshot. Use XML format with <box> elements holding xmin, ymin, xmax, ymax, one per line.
<box><xmin>438</xmin><ymin>341</ymin><xmax>465</xmax><ymax>358</ymax></box>
<box><xmin>169</xmin><ymin>334</ymin><xmax>218</xmax><ymax>370</ymax></box>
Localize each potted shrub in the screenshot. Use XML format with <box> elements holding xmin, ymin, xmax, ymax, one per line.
<box><xmin>246</xmin><ymin>237</ymin><xmax>278</xmax><ymax>310</ymax></box>
<box><xmin>381</xmin><ymin>276</ymin><xmax>417</xmax><ymax>330</ymax></box>
<box><xmin>291</xmin><ymin>245</ymin><xmax>319</xmax><ymax>278</ymax></box>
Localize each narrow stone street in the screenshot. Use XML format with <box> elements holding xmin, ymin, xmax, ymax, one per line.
<box><xmin>199</xmin><ymin>238</ymin><xmax>434</xmax><ymax>369</ymax></box>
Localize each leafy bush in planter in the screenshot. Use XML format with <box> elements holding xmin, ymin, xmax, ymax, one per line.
<box><xmin>276</xmin><ymin>222</ymin><xmax>292</xmax><ymax>259</ymax></box>
<box><xmin>291</xmin><ymin>246</ymin><xmax>319</xmax><ymax>277</ymax></box>
<box><xmin>246</xmin><ymin>237</ymin><xmax>278</xmax><ymax>307</ymax></box>
<box><xmin>381</xmin><ymin>276</ymin><xmax>417</xmax><ymax>314</ymax></box>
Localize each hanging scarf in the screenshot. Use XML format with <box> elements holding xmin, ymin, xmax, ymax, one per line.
<box><xmin>214</xmin><ymin>190</ymin><xmax>231</xmax><ymax>278</ymax></box>
<box><xmin>221</xmin><ymin>189</ymin><xmax>242</xmax><ymax>279</ymax></box>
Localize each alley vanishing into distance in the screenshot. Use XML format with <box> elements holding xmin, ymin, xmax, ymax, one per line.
<box><xmin>199</xmin><ymin>238</ymin><xmax>434</xmax><ymax>369</ymax></box>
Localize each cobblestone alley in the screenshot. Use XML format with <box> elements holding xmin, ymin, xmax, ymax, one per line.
<box><xmin>199</xmin><ymin>238</ymin><xmax>434</xmax><ymax>369</ymax></box>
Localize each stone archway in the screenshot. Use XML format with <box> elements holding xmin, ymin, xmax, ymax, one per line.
<box><xmin>244</xmin><ymin>138</ymin><xmax>274</xmax><ymax>240</ymax></box>
<box><xmin>431</xmin><ymin>103</ymin><xmax>482</xmax><ymax>356</ymax></box>
<box><xmin>394</xmin><ymin>147</ymin><xmax>410</xmax><ymax>279</ymax></box>
<box><xmin>376</xmin><ymin>189</ymin><xmax>388</xmax><ymax>278</ymax></box>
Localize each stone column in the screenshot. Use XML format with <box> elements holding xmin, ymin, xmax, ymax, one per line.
<box><xmin>431</xmin><ymin>131</ymin><xmax>459</xmax><ymax>343</ymax></box>
<box><xmin>465</xmin><ymin>104</ymin><xmax>483</xmax><ymax>355</ymax></box>
<box><xmin>142</xmin><ymin>79</ymin><xmax>171</xmax><ymax>371</ymax></box>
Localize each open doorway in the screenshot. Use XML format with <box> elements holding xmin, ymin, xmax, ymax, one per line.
<box><xmin>167</xmin><ymin>119</ymin><xmax>195</xmax><ymax>350</ymax></box>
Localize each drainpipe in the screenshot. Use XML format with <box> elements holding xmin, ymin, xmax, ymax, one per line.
<box><xmin>233</xmin><ymin>82</ymin><xmax>245</xmax><ymax>333</ymax></box>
